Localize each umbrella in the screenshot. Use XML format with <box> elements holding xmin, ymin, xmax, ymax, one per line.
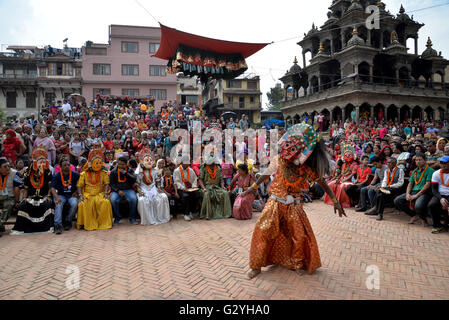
<box><xmin>67</xmin><ymin>93</ymin><xmax>86</xmax><ymax>103</ymax></box>
<box><xmin>222</xmin><ymin>112</ymin><xmax>237</xmax><ymax>120</ymax></box>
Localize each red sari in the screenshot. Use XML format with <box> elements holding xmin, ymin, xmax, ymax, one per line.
<box><xmin>324</xmin><ymin>162</ymin><xmax>359</xmax><ymax>208</ymax></box>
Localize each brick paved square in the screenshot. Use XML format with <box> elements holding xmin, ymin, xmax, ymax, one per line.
<box><xmin>1</xmin><ymin>201</ymin><xmax>449</xmax><ymax>300</ymax></box>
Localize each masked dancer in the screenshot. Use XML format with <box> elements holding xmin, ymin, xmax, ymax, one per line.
<box><xmin>241</xmin><ymin>124</ymin><xmax>346</xmax><ymax>279</ymax></box>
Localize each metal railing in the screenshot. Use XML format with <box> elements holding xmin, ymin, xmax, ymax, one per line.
<box><xmin>0</xmin><ymin>73</ymin><xmax>38</xmax><ymax>79</ymax></box>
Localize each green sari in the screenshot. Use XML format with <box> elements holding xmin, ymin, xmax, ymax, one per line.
<box><xmin>199</xmin><ymin>164</ymin><xmax>232</xmax><ymax>220</ymax></box>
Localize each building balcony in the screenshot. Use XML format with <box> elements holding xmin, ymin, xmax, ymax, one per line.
<box><xmin>282</xmin><ymin>77</ymin><xmax>449</xmax><ymax>111</ymax></box>
<box><xmin>221</xmin><ymin>102</ymin><xmax>262</xmax><ymax>111</ymax></box>
<box><xmin>223</xmin><ymin>88</ymin><xmax>261</xmax><ymax>95</ymax></box>
<box><xmin>0</xmin><ymin>73</ymin><xmax>38</xmax><ymax>79</ymax></box>
<box><xmin>0</xmin><ymin>52</ymin><xmax>42</xmax><ymax>60</ymax></box>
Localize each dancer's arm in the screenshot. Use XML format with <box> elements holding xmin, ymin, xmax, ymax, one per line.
<box><xmin>240</xmin><ymin>174</ymin><xmax>270</xmax><ymax>197</ymax></box>
<box><xmin>317</xmin><ymin>178</ymin><xmax>346</xmax><ymax>218</ymax></box>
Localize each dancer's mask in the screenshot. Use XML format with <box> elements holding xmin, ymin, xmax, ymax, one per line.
<box><xmin>32</xmin><ymin>148</ymin><xmax>49</xmax><ymax>173</ymax></box>
<box><xmin>88</xmin><ymin>149</ymin><xmax>105</xmax><ymax>172</ymax></box>
<box><xmin>138</xmin><ymin>148</ymin><xmax>154</xmax><ymax>170</ymax></box>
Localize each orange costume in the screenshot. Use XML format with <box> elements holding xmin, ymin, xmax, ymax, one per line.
<box><xmin>249</xmin><ymin>124</ymin><xmax>324</xmax><ymax>275</ymax></box>
<box><xmin>249</xmin><ymin>159</ymin><xmax>321</xmax><ymax>273</ymax></box>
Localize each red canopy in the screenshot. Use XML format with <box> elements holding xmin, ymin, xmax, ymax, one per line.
<box><xmin>153</xmin><ymin>24</ymin><xmax>270</xmax><ymax>61</ymax></box>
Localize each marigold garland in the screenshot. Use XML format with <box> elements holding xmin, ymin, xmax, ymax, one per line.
<box><xmin>414</xmin><ymin>165</ymin><xmax>429</xmax><ymax>185</ymax></box>
<box><xmin>0</xmin><ymin>174</ymin><xmax>9</xmax><ymax>190</ymax></box>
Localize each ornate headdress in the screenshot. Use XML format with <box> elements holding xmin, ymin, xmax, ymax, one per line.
<box><xmin>137</xmin><ymin>147</ymin><xmax>154</xmax><ymax>163</ymax></box>
<box><xmin>279</xmin><ymin>124</ymin><xmax>320</xmax><ymax>164</ymax></box>
<box><xmin>88</xmin><ymin>148</ymin><xmax>105</xmax><ymax>162</ymax></box>
<box><xmin>87</xmin><ymin>148</ymin><xmax>105</xmax><ymax>172</ymax></box>
<box><xmin>341</xmin><ymin>144</ymin><xmax>356</xmax><ymax>162</ymax></box>
<box><xmin>138</xmin><ymin>147</ymin><xmax>155</xmax><ymax>170</ymax></box>
<box><xmin>31</xmin><ymin>147</ymin><xmax>49</xmax><ymax>171</ymax></box>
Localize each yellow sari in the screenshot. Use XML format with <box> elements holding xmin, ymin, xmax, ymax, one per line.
<box><xmin>76</xmin><ymin>170</ymin><xmax>113</xmax><ymax>231</ymax></box>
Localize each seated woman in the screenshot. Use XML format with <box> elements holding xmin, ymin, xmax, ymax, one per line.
<box><xmin>345</xmin><ymin>155</ymin><xmax>372</xmax><ymax>206</ymax></box>
<box><xmin>136</xmin><ymin>148</ymin><xmax>170</xmax><ymax>225</ymax></box>
<box><xmin>11</xmin><ymin>148</ymin><xmax>54</xmax><ymax>235</ymax></box>
<box><xmin>76</xmin><ymin>149</ymin><xmax>113</xmax><ymax>231</ymax></box>
<box><xmin>324</xmin><ymin>145</ymin><xmax>359</xmax><ymax>208</ymax></box>
<box><xmin>230</xmin><ymin>164</ymin><xmax>256</xmax><ymax>220</ymax></box>
<box><xmin>198</xmin><ymin>153</ymin><xmax>232</xmax><ymax>220</ymax></box>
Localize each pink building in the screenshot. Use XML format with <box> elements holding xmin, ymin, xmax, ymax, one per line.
<box><xmin>82</xmin><ymin>25</ymin><xmax>177</xmax><ymax>111</ymax></box>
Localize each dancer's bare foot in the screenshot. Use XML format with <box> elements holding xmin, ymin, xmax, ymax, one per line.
<box><xmin>295</xmin><ymin>269</ymin><xmax>306</xmax><ymax>276</ymax></box>
<box><xmin>247</xmin><ymin>269</ymin><xmax>261</xmax><ymax>279</ymax></box>
<box><xmin>408</xmin><ymin>216</ymin><xmax>420</xmax><ymax>224</ymax></box>
<box><xmin>422</xmin><ymin>219</ymin><xmax>430</xmax><ymax>227</ymax></box>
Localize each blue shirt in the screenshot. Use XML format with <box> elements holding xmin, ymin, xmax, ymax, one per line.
<box><xmin>50</xmin><ymin>171</ymin><xmax>80</xmax><ymax>197</ymax></box>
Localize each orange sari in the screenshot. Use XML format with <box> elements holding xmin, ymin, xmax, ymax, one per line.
<box><xmin>249</xmin><ymin>158</ymin><xmax>322</xmax><ymax>274</ymax></box>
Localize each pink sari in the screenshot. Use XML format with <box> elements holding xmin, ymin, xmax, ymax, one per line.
<box><xmin>232</xmin><ymin>174</ymin><xmax>256</xmax><ymax>220</ymax></box>
<box><xmin>324</xmin><ymin>162</ymin><xmax>358</xmax><ymax>208</ymax></box>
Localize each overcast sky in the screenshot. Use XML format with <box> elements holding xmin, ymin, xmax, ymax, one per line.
<box><xmin>1</xmin><ymin>0</ymin><xmax>448</xmax><ymax>108</ymax></box>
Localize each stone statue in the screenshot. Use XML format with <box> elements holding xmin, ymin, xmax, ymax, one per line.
<box><xmin>391</xmin><ymin>30</ymin><xmax>398</xmax><ymax>44</ymax></box>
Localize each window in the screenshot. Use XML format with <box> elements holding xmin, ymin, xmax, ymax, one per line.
<box><xmin>227</xmin><ymin>80</ymin><xmax>242</xmax><ymax>88</ymax></box>
<box><xmin>122</xmin><ymin>89</ymin><xmax>139</xmax><ymax>96</ymax></box>
<box><xmin>122</xmin><ymin>64</ymin><xmax>139</xmax><ymax>76</ymax></box>
<box><xmin>45</xmin><ymin>92</ymin><xmax>55</xmax><ymax>104</ymax></box>
<box><xmin>93</xmin><ymin>88</ymin><xmax>111</xmax><ymax>97</ymax></box>
<box><xmin>57</xmin><ymin>63</ymin><xmax>63</xmax><ymax>75</ymax></box>
<box><xmin>6</xmin><ymin>92</ymin><xmax>16</xmax><ymax>108</ymax></box>
<box><xmin>247</xmin><ymin>81</ymin><xmax>257</xmax><ymax>89</ymax></box>
<box><xmin>48</xmin><ymin>63</ymin><xmax>56</xmax><ymax>75</ymax></box>
<box><xmin>26</xmin><ymin>92</ymin><xmax>36</xmax><ymax>108</ymax></box>
<box><xmin>228</xmin><ymin>96</ymin><xmax>233</xmax><ymax>103</ymax></box>
<box><xmin>39</xmin><ymin>67</ymin><xmax>47</xmax><ymax>77</ymax></box>
<box><xmin>150</xmin><ymin>89</ymin><xmax>167</xmax><ymax>100</ymax></box>
<box><xmin>121</xmin><ymin>42</ymin><xmax>138</xmax><ymax>53</ymax></box>
<box><xmin>93</xmin><ymin>64</ymin><xmax>111</xmax><ymax>75</ymax></box>
<box><xmin>186</xmin><ymin>95</ymin><xmax>198</xmax><ymax>105</ymax></box>
<box><xmin>48</xmin><ymin>63</ymin><xmax>66</xmax><ymax>75</ymax></box>
<box><xmin>63</xmin><ymin>63</ymin><xmax>73</xmax><ymax>76</ymax></box>
<box><xmin>149</xmin><ymin>43</ymin><xmax>160</xmax><ymax>54</ymax></box>
<box><xmin>150</xmin><ymin>65</ymin><xmax>166</xmax><ymax>77</ymax></box>
<box><xmin>250</xmin><ymin>96</ymin><xmax>255</xmax><ymax>103</ymax></box>
<box><xmin>239</xmin><ymin>97</ymin><xmax>244</xmax><ymax>108</ymax></box>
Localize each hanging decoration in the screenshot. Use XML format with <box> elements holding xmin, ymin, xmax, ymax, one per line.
<box><xmin>152</xmin><ymin>24</ymin><xmax>270</xmax><ymax>83</ymax></box>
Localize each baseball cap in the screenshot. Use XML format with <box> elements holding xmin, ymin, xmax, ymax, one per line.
<box><xmin>440</xmin><ymin>156</ymin><xmax>449</xmax><ymax>163</ymax></box>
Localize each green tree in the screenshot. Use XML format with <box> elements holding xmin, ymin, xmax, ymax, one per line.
<box><xmin>0</xmin><ymin>104</ymin><xmax>6</xmax><ymax>123</ymax></box>
<box><xmin>266</xmin><ymin>86</ymin><xmax>284</xmax><ymax>110</ymax></box>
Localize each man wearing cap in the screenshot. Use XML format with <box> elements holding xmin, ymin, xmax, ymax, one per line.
<box><xmin>428</xmin><ymin>156</ymin><xmax>449</xmax><ymax>234</ymax></box>
<box><xmin>0</xmin><ymin>158</ymin><xmax>22</xmax><ymax>236</ymax></box>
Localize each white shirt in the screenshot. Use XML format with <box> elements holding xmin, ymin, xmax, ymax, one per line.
<box><xmin>62</xmin><ymin>103</ymin><xmax>71</xmax><ymax>115</ymax></box>
<box><xmin>173</xmin><ymin>166</ymin><xmax>198</xmax><ymax>190</ymax></box>
<box><xmin>381</xmin><ymin>167</ymin><xmax>405</xmax><ymax>189</ymax></box>
<box><xmin>432</xmin><ymin>170</ymin><xmax>449</xmax><ymax>196</ymax></box>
